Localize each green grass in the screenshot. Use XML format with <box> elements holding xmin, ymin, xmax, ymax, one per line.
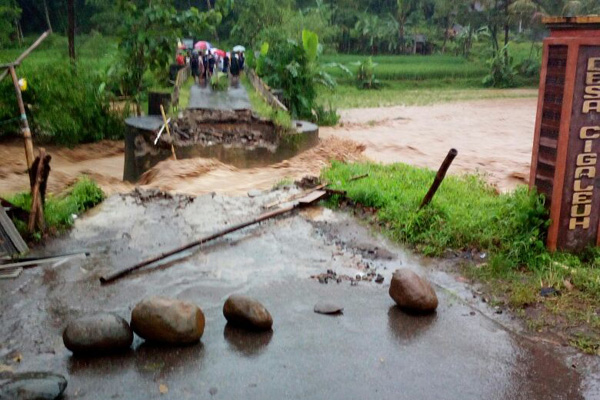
<box><xmin>318</xmin><ymin>82</ymin><xmax>537</xmax><ymax>108</ymax></box>
<box><xmin>0</xmin><ymin>33</ymin><xmax>118</xmax><ymax>74</ymax></box>
<box><xmin>242</xmin><ymin>75</ymin><xmax>292</xmax><ymax>128</ymax></box>
<box><xmin>323</xmin><ymin>161</ymin><xmax>600</xmax><ymax>353</ymax></box>
<box><xmin>322</xmin><ymin>53</ymin><xmax>488</xmax><ymax>81</ymax></box>
<box><xmin>179</xmin><ymin>76</ymin><xmax>194</xmax><ymax>111</ymax></box>
<box><xmin>319</xmin><ymin>41</ymin><xmax>540</xmax><ymax>109</ymax></box>
<box><xmin>9</xmin><ymin>177</ymin><xmax>105</xmax><ymax>239</ymax></box>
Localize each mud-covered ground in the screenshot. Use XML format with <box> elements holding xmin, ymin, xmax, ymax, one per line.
<box><xmin>0</xmin><ymin>190</ymin><xmax>598</xmax><ymax>399</ymax></box>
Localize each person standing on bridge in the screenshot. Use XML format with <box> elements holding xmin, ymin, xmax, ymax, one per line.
<box><xmin>208</xmin><ymin>50</ymin><xmax>216</xmax><ymax>77</ymax></box>
<box><xmin>223</xmin><ymin>52</ymin><xmax>230</xmax><ymax>73</ymax></box>
<box><xmin>191</xmin><ymin>51</ymin><xmax>201</xmax><ymax>84</ymax></box>
<box><xmin>230</xmin><ymin>52</ymin><xmax>240</xmax><ymax>85</ymax></box>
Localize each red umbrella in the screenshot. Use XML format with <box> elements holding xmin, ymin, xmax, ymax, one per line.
<box><xmin>194</xmin><ymin>41</ymin><xmax>212</xmax><ymax>50</ymax></box>
<box><xmin>214</xmin><ymin>49</ymin><xmax>226</xmax><ymax>57</ymax></box>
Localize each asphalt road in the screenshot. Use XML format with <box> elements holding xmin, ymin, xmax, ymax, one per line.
<box><xmin>0</xmin><ymin>190</ymin><xmax>597</xmax><ymax>399</ymax></box>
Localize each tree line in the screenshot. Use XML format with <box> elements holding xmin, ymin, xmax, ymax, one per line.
<box><xmin>2</xmin><ymin>0</ymin><xmax>600</xmax><ymax>54</ymax></box>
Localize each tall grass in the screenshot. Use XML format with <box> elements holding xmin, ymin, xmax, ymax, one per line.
<box><xmin>9</xmin><ymin>177</ymin><xmax>105</xmax><ymax>238</ymax></box>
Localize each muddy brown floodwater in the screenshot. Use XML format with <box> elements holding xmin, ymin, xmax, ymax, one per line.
<box><xmin>322</xmin><ymin>97</ymin><xmax>537</xmax><ymax>192</ymax></box>
<box><xmin>1</xmin><ymin>97</ymin><xmax>536</xmax><ymax>197</ymax></box>
<box><xmin>0</xmin><ymin>190</ymin><xmax>598</xmax><ymax>399</ymax></box>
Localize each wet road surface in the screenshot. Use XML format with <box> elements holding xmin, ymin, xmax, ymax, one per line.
<box><xmin>0</xmin><ymin>190</ymin><xmax>598</xmax><ymax>399</ymax></box>
<box><xmin>188</xmin><ymin>83</ymin><xmax>252</xmax><ymax>111</ymax></box>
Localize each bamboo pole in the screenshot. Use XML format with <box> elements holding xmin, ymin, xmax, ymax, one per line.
<box><xmin>419</xmin><ymin>149</ymin><xmax>458</xmax><ymax>210</ymax></box>
<box><xmin>9</xmin><ymin>65</ymin><xmax>35</xmax><ymax>172</ymax></box>
<box><xmin>160</xmin><ymin>104</ymin><xmax>177</xmax><ymax>160</ymax></box>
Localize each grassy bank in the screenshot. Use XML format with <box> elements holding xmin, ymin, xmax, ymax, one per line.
<box><xmin>323</xmin><ymin>161</ymin><xmax>600</xmax><ymax>354</ymax></box>
<box><xmin>9</xmin><ymin>177</ymin><xmax>104</xmax><ymax>239</ymax></box>
<box><xmin>318</xmin><ymin>84</ymin><xmax>537</xmax><ymax>108</ymax></box>
<box><xmin>241</xmin><ymin>75</ymin><xmax>292</xmax><ymax>128</ymax></box>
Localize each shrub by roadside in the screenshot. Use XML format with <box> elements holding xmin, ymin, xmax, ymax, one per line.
<box><xmin>9</xmin><ymin>177</ymin><xmax>105</xmax><ymax>240</ymax></box>
<box><xmin>323</xmin><ymin>161</ymin><xmax>600</xmax><ymax>354</ymax></box>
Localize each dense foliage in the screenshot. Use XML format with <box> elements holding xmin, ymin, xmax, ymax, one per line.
<box><xmin>112</xmin><ymin>1</ymin><xmax>223</xmax><ymax>102</ymax></box>
<box><xmin>7</xmin><ymin>0</ymin><xmax>600</xmax><ymax>55</ymax></box>
<box><xmin>255</xmin><ymin>30</ymin><xmax>338</xmax><ymax>122</ymax></box>
<box><xmin>0</xmin><ymin>60</ymin><xmax>124</xmax><ymax>145</ymax></box>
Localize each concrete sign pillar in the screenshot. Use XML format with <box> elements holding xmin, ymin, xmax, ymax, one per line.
<box><xmin>530</xmin><ymin>16</ymin><xmax>600</xmax><ymax>251</ymax></box>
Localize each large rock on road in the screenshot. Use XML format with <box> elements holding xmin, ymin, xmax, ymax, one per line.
<box><xmin>0</xmin><ymin>372</ymin><xmax>67</xmax><ymax>400</ymax></box>
<box><xmin>63</xmin><ymin>313</ymin><xmax>133</xmax><ymax>355</ymax></box>
<box><xmin>223</xmin><ymin>295</ymin><xmax>273</xmax><ymax>331</ymax></box>
<box><xmin>389</xmin><ymin>269</ymin><xmax>438</xmax><ymax>313</ymax></box>
<box><xmin>131</xmin><ymin>297</ymin><xmax>205</xmax><ymax>344</ymax></box>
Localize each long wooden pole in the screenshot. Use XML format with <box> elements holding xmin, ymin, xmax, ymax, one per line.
<box><xmin>9</xmin><ymin>65</ymin><xmax>35</xmax><ymax>172</ymax></box>
<box><xmin>419</xmin><ymin>148</ymin><xmax>458</xmax><ymax>210</ymax></box>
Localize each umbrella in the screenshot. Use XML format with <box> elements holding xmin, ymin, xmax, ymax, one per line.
<box><xmin>213</xmin><ymin>49</ymin><xmax>226</xmax><ymax>57</ymax></box>
<box><xmin>233</xmin><ymin>45</ymin><xmax>245</xmax><ymax>52</ymax></box>
<box><xmin>194</xmin><ymin>41</ymin><xmax>212</xmax><ymax>50</ymax></box>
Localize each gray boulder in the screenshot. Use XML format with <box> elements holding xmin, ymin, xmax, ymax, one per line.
<box><xmin>223</xmin><ymin>295</ymin><xmax>273</xmax><ymax>331</ymax></box>
<box><xmin>0</xmin><ymin>372</ymin><xmax>67</xmax><ymax>400</ymax></box>
<box><xmin>389</xmin><ymin>269</ymin><xmax>438</xmax><ymax>313</ymax></box>
<box><xmin>131</xmin><ymin>297</ymin><xmax>205</xmax><ymax>344</ymax></box>
<box><xmin>63</xmin><ymin>313</ymin><xmax>133</xmax><ymax>354</ymax></box>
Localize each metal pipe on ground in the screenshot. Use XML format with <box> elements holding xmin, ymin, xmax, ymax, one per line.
<box><xmin>100</xmin><ymin>190</ymin><xmax>328</xmax><ymax>284</ymax></box>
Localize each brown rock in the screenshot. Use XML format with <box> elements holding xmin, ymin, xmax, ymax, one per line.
<box><xmin>389</xmin><ymin>269</ymin><xmax>438</xmax><ymax>313</ymax></box>
<box><xmin>131</xmin><ymin>297</ymin><xmax>205</xmax><ymax>344</ymax></box>
<box><xmin>223</xmin><ymin>295</ymin><xmax>273</xmax><ymax>331</ymax></box>
<box><xmin>63</xmin><ymin>313</ymin><xmax>133</xmax><ymax>355</ymax></box>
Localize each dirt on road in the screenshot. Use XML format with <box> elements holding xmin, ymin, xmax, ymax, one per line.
<box><xmin>0</xmin><ymin>97</ymin><xmax>537</xmax><ymax>196</ymax></box>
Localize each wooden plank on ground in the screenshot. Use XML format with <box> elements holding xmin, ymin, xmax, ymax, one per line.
<box><xmin>0</xmin><ymin>206</ymin><xmax>28</xmax><ymax>256</ymax></box>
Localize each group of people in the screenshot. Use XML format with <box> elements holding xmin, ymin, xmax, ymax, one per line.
<box><xmin>177</xmin><ymin>49</ymin><xmax>245</xmax><ymax>85</ymax></box>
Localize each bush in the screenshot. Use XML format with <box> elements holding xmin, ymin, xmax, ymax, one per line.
<box><xmin>482</xmin><ymin>45</ymin><xmax>516</xmax><ymax>88</ymax></box>
<box><xmin>255</xmin><ymin>30</ymin><xmax>337</xmax><ymax>122</ymax></box>
<box><xmin>355</xmin><ymin>57</ymin><xmax>381</xmax><ymax>89</ymax></box>
<box><xmin>313</xmin><ymin>103</ymin><xmax>340</xmax><ymax>126</ymax></box>
<box><xmin>210</xmin><ymin>72</ymin><xmax>229</xmax><ymax>91</ymax></box>
<box><xmin>9</xmin><ymin>177</ymin><xmax>105</xmax><ymax>236</ymax></box>
<box><xmin>0</xmin><ymin>61</ymin><xmax>124</xmax><ymax>145</ymax></box>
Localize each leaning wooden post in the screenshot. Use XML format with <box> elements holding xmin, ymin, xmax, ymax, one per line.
<box><xmin>28</xmin><ymin>149</ymin><xmax>46</xmax><ymax>233</ymax></box>
<box><xmin>160</xmin><ymin>104</ymin><xmax>177</xmax><ymax>160</ymax></box>
<box><xmin>8</xmin><ymin>65</ymin><xmax>35</xmax><ymax>173</ymax></box>
<box><xmin>419</xmin><ymin>148</ymin><xmax>458</xmax><ymax>210</ymax></box>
